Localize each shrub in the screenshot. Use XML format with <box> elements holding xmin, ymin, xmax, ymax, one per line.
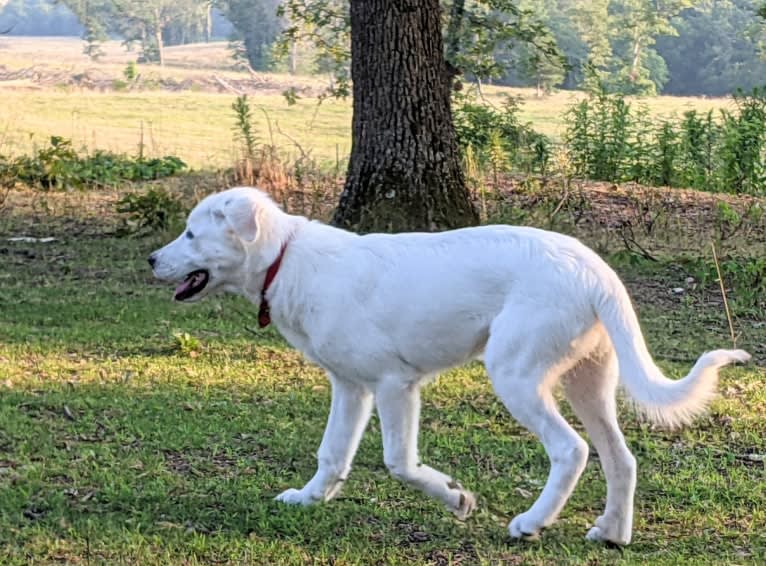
<box><xmin>453</xmin><ymin>93</ymin><xmax>550</xmax><ymax>175</ymax></box>
<box><xmin>0</xmin><ymin>136</ymin><xmax>186</xmax><ymax>190</ymax></box>
<box><xmin>116</xmin><ymin>188</ymin><xmax>187</xmax><ymax>232</ymax></box>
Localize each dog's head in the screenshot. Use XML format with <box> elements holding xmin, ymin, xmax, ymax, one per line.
<box><xmin>149</xmin><ymin>187</ymin><xmax>281</xmax><ymax>302</ymax></box>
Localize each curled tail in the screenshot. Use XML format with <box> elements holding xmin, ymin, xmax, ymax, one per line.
<box><xmin>594</xmin><ymin>276</ymin><xmax>750</xmax><ymax>428</ymax></box>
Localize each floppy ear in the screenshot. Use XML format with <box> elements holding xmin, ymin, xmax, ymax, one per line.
<box><xmin>215</xmin><ymin>196</ymin><xmax>258</xmax><ymax>242</ymax></box>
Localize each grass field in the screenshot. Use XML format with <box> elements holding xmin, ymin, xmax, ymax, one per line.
<box><xmin>0</xmin><ymin>37</ymin><xmax>734</xmax><ymax>169</ymax></box>
<box><xmin>1</xmin><ymin>186</ymin><xmax>764</xmax><ymax>564</ymax></box>
<box><xmin>1</xmin><ymin>36</ymin><xmax>764</xmax><ymax>564</ymax></box>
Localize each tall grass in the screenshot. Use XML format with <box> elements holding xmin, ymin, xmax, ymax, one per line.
<box><xmin>563</xmin><ymin>87</ymin><xmax>766</xmax><ymax>195</ymax></box>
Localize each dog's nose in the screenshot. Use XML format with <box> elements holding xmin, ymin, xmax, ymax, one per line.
<box><xmin>148</xmin><ymin>254</ymin><xmax>157</xmax><ymax>268</ymax></box>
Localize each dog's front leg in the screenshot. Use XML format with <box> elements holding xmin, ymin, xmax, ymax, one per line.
<box><xmin>275</xmin><ymin>375</ymin><xmax>373</xmax><ymax>506</ymax></box>
<box><xmin>376</xmin><ymin>378</ymin><xmax>477</xmax><ymax>520</ymax></box>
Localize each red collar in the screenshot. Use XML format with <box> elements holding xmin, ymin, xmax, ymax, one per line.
<box><xmin>258</xmin><ymin>242</ymin><xmax>289</xmax><ymax>328</ymax></box>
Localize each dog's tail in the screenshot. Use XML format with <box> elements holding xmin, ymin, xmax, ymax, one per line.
<box><xmin>594</xmin><ymin>275</ymin><xmax>750</xmax><ymax>428</ymax></box>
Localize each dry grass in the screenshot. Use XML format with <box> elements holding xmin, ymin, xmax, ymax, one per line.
<box><xmin>0</xmin><ymin>37</ymin><xmax>735</xmax><ymax>170</ymax></box>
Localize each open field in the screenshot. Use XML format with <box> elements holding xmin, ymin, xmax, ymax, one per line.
<box><xmin>0</xmin><ymin>183</ymin><xmax>764</xmax><ymax>564</ymax></box>
<box><xmin>1</xmin><ymin>37</ymin><xmax>734</xmax><ymax>169</ymax></box>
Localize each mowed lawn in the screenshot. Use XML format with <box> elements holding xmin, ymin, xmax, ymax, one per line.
<box><xmin>0</xmin><ymin>188</ymin><xmax>764</xmax><ymax>564</ymax></box>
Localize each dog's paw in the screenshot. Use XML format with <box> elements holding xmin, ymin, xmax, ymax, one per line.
<box><xmin>274</xmin><ymin>487</ymin><xmax>318</xmax><ymax>506</ymax></box>
<box><xmin>585</xmin><ymin>516</ymin><xmax>631</xmax><ymax>546</ymax></box>
<box><xmin>508</xmin><ymin>511</ymin><xmax>545</xmax><ymax>540</ymax></box>
<box><xmin>450</xmin><ymin>487</ymin><xmax>477</xmax><ymax>520</ymax></box>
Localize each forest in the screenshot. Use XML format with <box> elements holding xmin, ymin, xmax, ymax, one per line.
<box><xmin>1</xmin><ymin>0</ymin><xmax>765</xmax><ymax>96</ymax></box>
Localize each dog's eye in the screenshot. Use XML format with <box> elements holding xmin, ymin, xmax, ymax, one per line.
<box><xmin>186</xmin><ymin>230</ymin><xmax>194</xmax><ymax>240</ymax></box>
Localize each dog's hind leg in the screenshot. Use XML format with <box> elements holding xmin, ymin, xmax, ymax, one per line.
<box><xmin>376</xmin><ymin>378</ymin><xmax>477</xmax><ymax>520</ymax></box>
<box><xmin>485</xmin><ymin>308</ymin><xmax>591</xmax><ymax>539</ymax></box>
<box><xmin>562</xmin><ymin>350</ymin><xmax>636</xmax><ymax>545</ymax></box>
<box><xmin>276</xmin><ymin>375</ymin><xmax>373</xmax><ymax>505</ymax></box>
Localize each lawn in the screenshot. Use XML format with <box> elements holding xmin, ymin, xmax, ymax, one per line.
<box><xmin>0</xmin><ymin>185</ymin><xmax>764</xmax><ymax>564</ymax></box>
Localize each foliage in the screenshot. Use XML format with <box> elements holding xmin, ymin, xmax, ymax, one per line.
<box><xmin>603</xmin><ymin>0</ymin><xmax>692</xmax><ymax>95</ymax></box>
<box><xmin>116</xmin><ymin>188</ymin><xmax>187</xmax><ymax>232</ymax></box>
<box><xmin>123</xmin><ymin>61</ymin><xmax>138</xmax><ymax>81</ymax></box>
<box><xmin>220</xmin><ymin>0</ymin><xmax>283</xmax><ymax>71</ymax></box>
<box><xmin>686</xmin><ymin>254</ymin><xmax>766</xmax><ymax>316</ymax></box>
<box><xmin>277</xmin><ymin>0</ymin><xmax>563</xmax><ymax>99</ymax></box>
<box><xmin>232</xmin><ymin>95</ymin><xmax>258</xmax><ymax>158</ymax></box>
<box><xmin>718</xmin><ymin>87</ymin><xmax>766</xmax><ymax>195</ymax></box>
<box><xmin>0</xmin><ymin>137</ymin><xmax>186</xmax><ymax>191</ymax></box>
<box><xmin>659</xmin><ymin>0</ymin><xmax>766</xmax><ymax>96</ymax></box>
<box><xmin>61</xmin><ymin>0</ymin><xmax>212</xmax><ymax>64</ymax></box>
<box><xmin>494</xmin><ymin>0</ymin><xmax>766</xmax><ymax>96</ymax></box>
<box><xmin>173</xmin><ymin>331</ymin><xmax>203</xmax><ymax>355</ymax></box>
<box><xmin>443</xmin><ymin>0</ymin><xmax>564</xmax><ymax>87</ymax></box>
<box><xmin>277</xmin><ymin>0</ymin><xmax>351</xmax><ymax>99</ymax></box>
<box><xmin>564</xmin><ymin>88</ymin><xmax>766</xmax><ymax>195</ymax></box>
<box><xmin>0</xmin><ymin>0</ymin><xmax>82</xmax><ymax>36</ymax></box>
<box><xmin>453</xmin><ymin>92</ymin><xmax>550</xmax><ymax>174</ymax></box>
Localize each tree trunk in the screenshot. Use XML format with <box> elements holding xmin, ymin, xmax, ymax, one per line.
<box><xmin>629</xmin><ymin>31</ymin><xmax>642</xmax><ymax>83</ymax></box>
<box><xmin>154</xmin><ymin>9</ymin><xmax>165</xmax><ymax>67</ymax></box>
<box><xmin>332</xmin><ymin>0</ymin><xmax>478</xmax><ymax>234</ymax></box>
<box><xmin>289</xmin><ymin>40</ymin><xmax>297</xmax><ymax>75</ymax></box>
<box><xmin>205</xmin><ymin>3</ymin><xmax>212</xmax><ymax>43</ymax></box>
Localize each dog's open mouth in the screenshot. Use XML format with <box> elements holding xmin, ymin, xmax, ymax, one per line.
<box><xmin>174</xmin><ymin>269</ymin><xmax>209</xmax><ymax>301</ymax></box>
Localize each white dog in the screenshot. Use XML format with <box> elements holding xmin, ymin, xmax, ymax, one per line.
<box><xmin>150</xmin><ymin>187</ymin><xmax>749</xmax><ymax>545</ymax></box>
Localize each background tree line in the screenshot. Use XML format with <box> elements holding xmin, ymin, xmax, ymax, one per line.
<box><xmin>1</xmin><ymin>0</ymin><xmax>765</xmax><ymax>95</ymax></box>
<box><xmin>0</xmin><ymin>0</ymin><xmax>766</xmax><ymax>95</ymax></box>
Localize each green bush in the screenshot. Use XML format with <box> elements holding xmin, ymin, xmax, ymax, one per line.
<box><xmin>718</xmin><ymin>87</ymin><xmax>766</xmax><ymax>195</ymax></box>
<box><xmin>0</xmin><ymin>136</ymin><xmax>186</xmax><ymax>190</ymax></box>
<box><xmin>453</xmin><ymin>93</ymin><xmax>550</xmax><ymax>175</ymax></box>
<box><xmin>116</xmin><ymin>188</ymin><xmax>187</xmax><ymax>232</ymax></box>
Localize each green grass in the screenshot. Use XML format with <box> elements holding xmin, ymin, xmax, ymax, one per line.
<box><xmin>0</xmin><ymin>189</ymin><xmax>764</xmax><ymax>564</ymax></box>
<box><xmin>0</xmin><ymin>87</ymin><xmax>730</xmax><ymax>171</ymax></box>
<box><xmin>0</xmin><ymin>37</ymin><xmax>734</xmax><ymax>171</ymax></box>
<box><xmin>0</xmin><ymin>91</ymin><xmax>352</xmax><ymax>169</ymax></box>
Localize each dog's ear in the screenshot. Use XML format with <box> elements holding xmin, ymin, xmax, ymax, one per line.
<box><xmin>215</xmin><ymin>196</ymin><xmax>258</xmax><ymax>242</ymax></box>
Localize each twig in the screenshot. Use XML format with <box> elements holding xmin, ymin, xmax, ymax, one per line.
<box><xmin>548</xmin><ymin>184</ymin><xmax>570</xmax><ymax>220</ymax></box>
<box><xmin>617</xmin><ymin>223</ymin><xmax>657</xmax><ymax>262</ymax></box>
<box><xmin>253</xmin><ymin>106</ymin><xmax>275</xmax><ymax>150</ymax></box>
<box><xmin>274</xmin><ymin>121</ymin><xmax>310</xmax><ymax>161</ymax></box>
<box><xmin>710</xmin><ymin>242</ymin><xmax>737</xmax><ymax>348</ymax></box>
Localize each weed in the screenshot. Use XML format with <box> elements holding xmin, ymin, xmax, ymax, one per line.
<box><xmin>0</xmin><ymin>136</ymin><xmax>186</xmax><ymax>190</ymax></box>
<box><xmin>718</xmin><ymin>87</ymin><xmax>766</xmax><ymax>195</ymax></box>
<box><xmin>173</xmin><ymin>331</ymin><xmax>203</xmax><ymax>357</ymax></box>
<box><xmin>686</xmin><ymin>254</ymin><xmax>766</xmax><ymax>316</ymax></box>
<box><xmin>564</xmin><ymin>88</ymin><xmax>766</xmax><ymax>195</ymax></box>
<box><xmin>453</xmin><ymin>93</ymin><xmax>550</xmax><ymax>175</ymax></box>
<box><xmin>116</xmin><ymin>188</ymin><xmax>187</xmax><ymax>232</ymax></box>
<box><xmin>232</xmin><ymin>94</ymin><xmax>258</xmax><ymax>159</ymax></box>
<box><xmin>124</xmin><ymin>61</ymin><xmax>138</xmax><ymax>81</ymax></box>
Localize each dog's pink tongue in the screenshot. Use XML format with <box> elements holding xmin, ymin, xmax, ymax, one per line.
<box><xmin>175</xmin><ymin>279</ymin><xmax>192</xmax><ymax>297</ymax></box>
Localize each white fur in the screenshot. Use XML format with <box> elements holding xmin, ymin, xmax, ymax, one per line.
<box><xmin>150</xmin><ymin>187</ymin><xmax>750</xmax><ymax>545</ymax></box>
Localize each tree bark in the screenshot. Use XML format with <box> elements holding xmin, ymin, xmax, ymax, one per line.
<box><xmin>289</xmin><ymin>40</ymin><xmax>297</xmax><ymax>75</ymax></box>
<box><xmin>332</xmin><ymin>0</ymin><xmax>478</xmax><ymax>233</ymax></box>
<box><xmin>154</xmin><ymin>9</ymin><xmax>165</xmax><ymax>67</ymax></box>
<box><xmin>205</xmin><ymin>2</ymin><xmax>212</xmax><ymax>43</ymax></box>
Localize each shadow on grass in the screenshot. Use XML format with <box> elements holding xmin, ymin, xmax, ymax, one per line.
<box><xmin>1</xmin><ymin>377</ymin><xmax>764</xmax><ymax>564</ymax></box>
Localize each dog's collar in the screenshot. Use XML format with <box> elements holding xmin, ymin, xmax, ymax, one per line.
<box><xmin>258</xmin><ymin>241</ymin><xmax>289</xmax><ymax>328</ymax></box>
